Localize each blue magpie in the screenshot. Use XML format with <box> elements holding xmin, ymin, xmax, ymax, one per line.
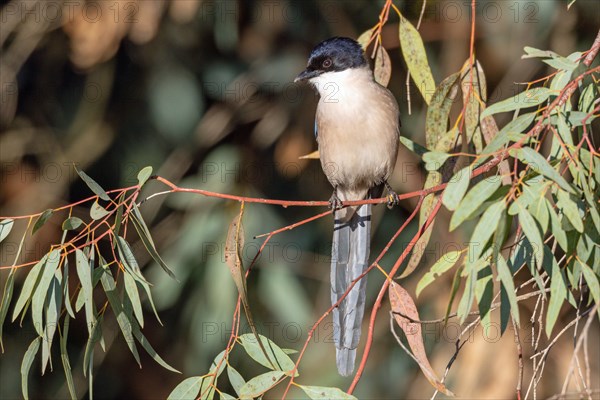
<box><xmin>295</xmin><ymin>37</ymin><xmax>400</xmax><ymax>376</ymax></box>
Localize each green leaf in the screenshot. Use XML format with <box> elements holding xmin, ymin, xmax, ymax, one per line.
<box><xmin>522</xmin><ymin>46</ymin><xmax>558</xmax><ymax>59</ymax></box>
<box><xmin>500</xmin><ymin>285</ymin><xmax>511</xmax><ymax>335</ymax></box>
<box><xmin>62</xmin><ymin>257</ymin><xmax>75</xmax><ymax>319</ymax></box>
<box><xmin>299</xmin><ymin>385</ymin><xmax>358</xmax><ymax>399</ymax></box>
<box><xmin>132</xmin><ymin>324</ymin><xmax>181</xmax><ymax>373</ymax></box>
<box><xmin>529</xmin><ymin>196</ymin><xmax>550</xmax><ymax>234</ymax></box>
<box><xmin>137</xmin><ymin>166</ymin><xmax>153</xmax><ymax>186</ymax></box>
<box><xmin>492</xmin><ymin>208</ymin><xmax>510</xmax><ymax>268</ymax></box>
<box><xmin>423</xmin><ymin>151</ymin><xmax>451</xmax><ymax>171</ymax></box>
<box><xmin>416</xmin><ymin>250</ymin><xmax>462</xmax><ymax>297</ymax></box>
<box><xmin>556</xmin><ymin>189</ymin><xmax>584</xmax><ymax>233</ymax></box>
<box><xmin>547</xmin><ymin>204</ymin><xmax>569</xmax><ymax>252</ymax></box>
<box><xmin>199</xmin><ymin>350</ymin><xmax>227</xmax><ymax>399</ymax></box>
<box><xmin>21</xmin><ymin>337</ymin><xmax>41</xmax><ymax>400</ymax></box>
<box><xmin>59</xmin><ymin>317</ymin><xmax>77</xmax><ymax>400</ymax></box>
<box><xmin>546</xmin><ymin>252</ymin><xmax>567</xmax><ymax>337</ymax></box>
<box><xmin>445</xmin><ymin>265</ymin><xmax>464</xmax><ymax>324</ymax></box>
<box><xmin>543</xmin><ymin>56</ymin><xmax>578</xmax><ymax>71</ymax></box>
<box><xmin>76</xmin><ymin>167</ymin><xmax>110</xmax><ymax>201</ymax></box>
<box><xmin>130</xmin><ymin>205</ymin><xmax>176</xmax><ymax>279</ymax></box>
<box><xmin>518</xmin><ymin>207</ymin><xmax>544</xmax><ymax>268</ymax></box>
<box><xmin>482</xmin><ymin>87</ymin><xmax>550</xmax><ymax>117</ymax></box>
<box><xmin>100</xmin><ymin>268</ymin><xmax>141</xmax><ymax>365</ymax></box>
<box><xmin>457</xmin><ymin>269</ymin><xmax>475</xmax><ymax>324</ymax></box>
<box><xmin>90</xmin><ymin>200</ymin><xmax>110</xmax><ymax>220</ymax></box>
<box><xmin>124</xmin><ymin>271</ymin><xmax>144</xmax><ymax>328</ymax></box>
<box><xmin>168</xmin><ymin>376</ymin><xmax>203</xmax><ymax>400</ymax></box>
<box><xmin>476</xmin><ymin>267</ymin><xmax>493</xmax><ymax>329</ymax></box>
<box><xmin>62</xmin><ymin>217</ymin><xmax>84</xmax><ymax>231</ymax></box>
<box><xmin>115</xmin><ymin>236</ymin><xmax>147</xmax><ymax>282</ymax></box>
<box><xmin>496</xmin><ymin>256</ymin><xmax>520</xmax><ymax>324</ymax></box>
<box><xmin>399</xmin><ymin>136</ymin><xmax>429</xmax><ymax>157</ymax></box>
<box><xmin>42</xmin><ymin>270</ymin><xmax>62</xmax><ymax>374</ymax></box>
<box><xmin>475</xmin><ymin>112</ymin><xmax>536</xmax><ymax>167</ymax></box>
<box><xmin>578</xmin><ymin>82</ymin><xmax>598</xmax><ymax>113</ymax></box>
<box><xmin>114</xmin><ymin>236</ymin><xmax>163</xmax><ymax>325</ymax></box>
<box><xmin>425</xmin><ymin>72</ymin><xmax>460</xmax><ymax>148</ymax></box>
<box><xmin>220</xmin><ymin>393</ymin><xmax>236</xmax><ymax>400</ymax></box>
<box><xmin>443</xmin><ymin>166</ymin><xmax>471</xmax><ymax>211</ymax></box>
<box><xmin>113</xmin><ymin>193</ymin><xmax>125</xmax><ymax>244</ymax></box>
<box><xmin>450</xmin><ymin>176</ymin><xmax>502</xmax><ymax>231</ymax></box>
<box><xmin>239</xmin><ymin>334</ymin><xmax>297</xmax><ymax>375</ymax></box>
<box><xmin>0</xmin><ymin>269</ymin><xmax>16</xmax><ymax>351</ymax></box>
<box><xmin>33</xmin><ymin>209</ymin><xmax>53</xmax><ymax>235</ymax></box>
<box><xmin>0</xmin><ymin>219</ymin><xmax>14</xmax><ymax>242</ymax></box>
<box><xmin>12</xmin><ymin>255</ymin><xmax>47</xmax><ymax>322</ymax></box>
<box><xmin>357</xmin><ymin>28</ymin><xmax>375</xmax><ymax>49</ymax></box>
<box><xmin>580</xmin><ymin>261</ymin><xmax>600</xmax><ymax>319</ymax></box>
<box><xmin>468</xmin><ymin>201</ymin><xmax>506</xmax><ymax>262</ymax></box>
<box><xmin>510</xmin><ymin>147</ymin><xmax>575</xmax><ymax>194</ymax></box>
<box><xmin>399</xmin><ymin>15</ymin><xmax>435</xmax><ymax>105</ymax></box>
<box><xmin>31</xmin><ymin>249</ymin><xmax>61</xmax><ymax>336</ymax></box>
<box><xmin>549</xmin><ymin>69</ymin><xmax>573</xmax><ymax>93</ymax></box>
<box><xmin>83</xmin><ymin>316</ymin><xmax>102</xmax><ymax>377</ymax></box>
<box><xmin>76</xmin><ymin>249</ymin><xmax>97</xmax><ymax>337</ymax></box>
<box><xmin>227</xmin><ymin>365</ymin><xmax>246</xmax><ymax>397</ymax></box>
<box><xmin>239</xmin><ymin>371</ymin><xmax>286</xmax><ymax>398</ymax></box>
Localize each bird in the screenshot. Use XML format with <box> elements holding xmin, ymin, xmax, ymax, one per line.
<box><xmin>295</xmin><ymin>37</ymin><xmax>400</xmax><ymax>376</ymax></box>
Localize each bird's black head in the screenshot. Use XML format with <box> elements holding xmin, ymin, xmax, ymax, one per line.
<box><xmin>295</xmin><ymin>37</ymin><xmax>367</xmax><ymax>82</ymax></box>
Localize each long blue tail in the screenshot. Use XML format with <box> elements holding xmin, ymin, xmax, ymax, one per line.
<box><xmin>331</xmin><ymin>204</ymin><xmax>371</xmax><ymax>376</ymax></box>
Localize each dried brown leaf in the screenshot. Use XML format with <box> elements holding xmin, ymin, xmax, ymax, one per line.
<box><xmin>374</xmin><ymin>46</ymin><xmax>392</xmax><ymax>87</ymax></box>
<box><xmin>389</xmin><ymin>281</ymin><xmax>454</xmax><ymax>396</ymax></box>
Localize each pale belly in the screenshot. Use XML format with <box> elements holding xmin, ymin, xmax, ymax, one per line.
<box><xmin>317</xmin><ymin>100</ymin><xmax>399</xmax><ymax>200</ymax></box>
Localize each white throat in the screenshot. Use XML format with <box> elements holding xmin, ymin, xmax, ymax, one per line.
<box><xmin>308</xmin><ymin>67</ymin><xmax>373</xmax><ymax>99</ymax></box>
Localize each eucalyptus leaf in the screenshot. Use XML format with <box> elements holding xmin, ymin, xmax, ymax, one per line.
<box><xmin>137</xmin><ymin>166</ymin><xmax>153</xmax><ymax>186</ymax></box>
<box><xmin>76</xmin><ymin>167</ymin><xmax>110</xmax><ymax>201</ymax></box>
<box><xmin>239</xmin><ymin>334</ymin><xmax>297</xmax><ymax>375</ymax></box>
<box><xmin>168</xmin><ymin>376</ymin><xmax>203</xmax><ymax>400</ymax></box>
<box><xmin>33</xmin><ymin>209</ymin><xmax>53</xmax><ymax>235</ymax></box>
<box><xmin>31</xmin><ymin>249</ymin><xmax>61</xmax><ymax>336</ymax></box>
<box><xmin>416</xmin><ymin>250</ymin><xmax>462</xmax><ymax>297</ymax></box>
<box><xmin>450</xmin><ymin>176</ymin><xmax>502</xmax><ymax>231</ymax></box>
<box><xmin>0</xmin><ymin>219</ymin><xmax>14</xmax><ymax>242</ymax></box>
<box><xmin>443</xmin><ymin>166</ymin><xmax>471</xmax><ymax>211</ymax></box>
<box><xmin>299</xmin><ymin>385</ymin><xmax>358</xmax><ymax>399</ymax></box>
<box><xmin>399</xmin><ymin>15</ymin><xmax>435</xmax><ymax>105</ymax></box>
<box><xmin>482</xmin><ymin>87</ymin><xmax>550</xmax><ymax>117</ymax></box>
<box><xmin>12</xmin><ymin>254</ymin><xmax>48</xmax><ymax>322</ymax></box>
<box><xmin>90</xmin><ymin>201</ymin><xmax>110</xmax><ymax>220</ymax></box>
<box><xmin>510</xmin><ymin>147</ymin><xmax>575</xmax><ymax>194</ymax></box>
<box><xmin>239</xmin><ymin>371</ymin><xmax>286</xmax><ymax>398</ymax></box>
<box><xmin>21</xmin><ymin>337</ymin><xmax>41</xmax><ymax>400</ymax></box>
<box><xmin>62</xmin><ymin>217</ymin><xmax>84</xmax><ymax>231</ymax></box>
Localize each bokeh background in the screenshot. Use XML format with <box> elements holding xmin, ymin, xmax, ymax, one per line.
<box><xmin>1</xmin><ymin>0</ymin><xmax>599</xmax><ymax>399</ymax></box>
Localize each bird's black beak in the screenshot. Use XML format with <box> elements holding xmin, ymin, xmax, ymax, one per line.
<box><xmin>294</xmin><ymin>69</ymin><xmax>319</xmax><ymax>83</ymax></box>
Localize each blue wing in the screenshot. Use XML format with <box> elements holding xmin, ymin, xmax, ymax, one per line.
<box><xmin>314</xmin><ymin>119</ymin><xmax>318</xmax><ymax>139</ymax></box>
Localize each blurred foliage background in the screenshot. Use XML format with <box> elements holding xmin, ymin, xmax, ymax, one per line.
<box><xmin>0</xmin><ymin>0</ymin><xmax>599</xmax><ymax>398</ymax></box>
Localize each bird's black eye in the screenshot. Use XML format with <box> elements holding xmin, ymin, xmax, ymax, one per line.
<box><xmin>322</xmin><ymin>58</ymin><xmax>332</xmax><ymax>69</ymax></box>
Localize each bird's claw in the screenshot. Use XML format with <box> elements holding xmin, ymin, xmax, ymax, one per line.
<box><xmin>384</xmin><ymin>180</ymin><xmax>400</xmax><ymax>209</ymax></box>
<box><xmin>329</xmin><ymin>191</ymin><xmax>343</xmax><ymax>211</ymax></box>
<box><xmin>386</xmin><ymin>192</ymin><xmax>400</xmax><ymax>209</ymax></box>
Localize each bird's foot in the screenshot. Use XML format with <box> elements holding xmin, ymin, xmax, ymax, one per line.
<box><xmin>329</xmin><ymin>190</ymin><xmax>343</xmax><ymax>212</ymax></box>
<box><xmin>385</xmin><ymin>182</ymin><xmax>400</xmax><ymax>209</ymax></box>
